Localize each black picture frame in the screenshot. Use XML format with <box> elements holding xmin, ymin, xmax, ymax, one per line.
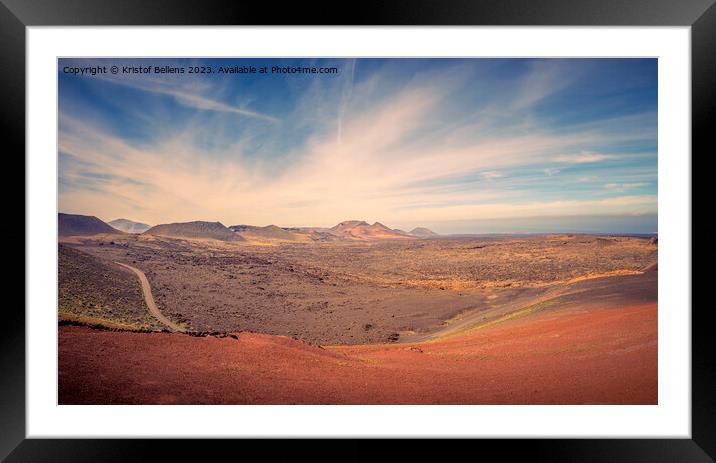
<box><xmin>3</xmin><ymin>0</ymin><xmax>709</xmax><ymax>460</ymax></box>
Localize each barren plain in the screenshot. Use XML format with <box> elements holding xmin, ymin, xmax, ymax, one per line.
<box><xmin>58</xmin><ymin>223</ymin><xmax>658</xmax><ymax>404</ymax></box>
<box><xmin>59</xmin><ymin>233</ymin><xmax>656</xmax><ymax>345</ymax></box>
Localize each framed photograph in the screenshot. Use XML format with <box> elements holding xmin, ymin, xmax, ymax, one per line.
<box><xmin>6</xmin><ymin>0</ymin><xmax>710</xmax><ymax>460</ymax></box>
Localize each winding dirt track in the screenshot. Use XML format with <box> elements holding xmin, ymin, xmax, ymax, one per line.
<box><xmin>116</xmin><ymin>262</ymin><xmax>185</xmax><ymax>332</ymax></box>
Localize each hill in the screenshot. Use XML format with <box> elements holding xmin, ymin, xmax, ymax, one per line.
<box><xmin>329</xmin><ymin>220</ymin><xmax>412</xmax><ymax>240</ymax></box>
<box><xmin>409</xmin><ymin>227</ymin><xmax>439</xmax><ymax>238</ymax></box>
<box><xmin>330</xmin><ymin>220</ymin><xmax>370</xmax><ymax>234</ymax></box>
<box><xmin>144</xmin><ymin>221</ymin><xmax>242</xmax><ymax>241</ymax></box>
<box><xmin>108</xmin><ymin>218</ymin><xmax>151</xmax><ymax>234</ymax></box>
<box><xmin>59</xmin><ymin>213</ymin><xmax>123</xmax><ymax>236</ymax></box>
<box><xmin>229</xmin><ymin>224</ymin><xmax>300</xmax><ymax>241</ymax></box>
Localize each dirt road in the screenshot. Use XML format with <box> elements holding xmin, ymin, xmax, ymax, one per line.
<box><xmin>116</xmin><ymin>262</ymin><xmax>185</xmax><ymax>332</ymax></box>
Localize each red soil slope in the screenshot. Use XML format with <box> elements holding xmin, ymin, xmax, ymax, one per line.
<box><xmin>59</xmin><ymin>300</ymin><xmax>656</xmax><ymax>404</ymax></box>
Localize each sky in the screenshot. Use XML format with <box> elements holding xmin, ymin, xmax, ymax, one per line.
<box><xmin>58</xmin><ymin>58</ymin><xmax>657</xmax><ymax>234</ymax></box>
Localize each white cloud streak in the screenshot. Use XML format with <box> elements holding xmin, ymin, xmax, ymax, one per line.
<box><xmin>543</xmin><ymin>168</ymin><xmax>561</xmax><ymax>176</ymax></box>
<box><xmin>604</xmin><ymin>182</ymin><xmax>649</xmax><ymax>193</ymax></box>
<box><xmin>93</xmin><ymin>71</ymin><xmax>280</xmax><ymax>123</ymax></box>
<box><xmin>59</xmin><ymin>61</ymin><xmax>657</xmax><ymax>229</ymax></box>
<box><xmin>553</xmin><ymin>152</ymin><xmax>616</xmax><ymax>164</ymax></box>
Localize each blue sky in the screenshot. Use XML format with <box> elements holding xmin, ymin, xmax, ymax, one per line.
<box><xmin>58</xmin><ymin>58</ymin><xmax>657</xmax><ymax>233</ymax></box>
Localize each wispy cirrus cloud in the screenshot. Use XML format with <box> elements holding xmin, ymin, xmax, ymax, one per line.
<box><xmin>68</xmin><ymin>59</ymin><xmax>280</xmax><ymax>123</ymax></box>
<box><xmin>158</xmin><ymin>87</ymin><xmax>280</xmax><ymax>122</ymax></box>
<box><xmin>604</xmin><ymin>182</ymin><xmax>650</xmax><ymax>193</ymax></box>
<box><xmin>543</xmin><ymin>168</ymin><xmax>561</xmax><ymax>176</ymax></box>
<box><xmin>480</xmin><ymin>171</ymin><xmax>504</xmax><ymax>180</ymax></box>
<box><xmin>58</xmin><ymin>58</ymin><xmax>658</xmax><ymax>233</ymax></box>
<box><xmin>553</xmin><ymin>152</ymin><xmax>616</xmax><ymax>164</ymax></box>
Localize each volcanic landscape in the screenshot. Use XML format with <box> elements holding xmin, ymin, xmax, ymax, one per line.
<box><xmin>58</xmin><ymin>213</ymin><xmax>658</xmax><ymax>404</ymax></box>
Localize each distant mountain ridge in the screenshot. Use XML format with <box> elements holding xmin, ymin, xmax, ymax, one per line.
<box><xmin>109</xmin><ymin>218</ymin><xmax>151</xmax><ymax>234</ymax></box>
<box><xmin>409</xmin><ymin>227</ymin><xmax>439</xmax><ymax>238</ymax></box>
<box><xmin>63</xmin><ymin>213</ymin><xmax>439</xmax><ymax>242</ymax></box>
<box><xmin>59</xmin><ymin>213</ymin><xmax>123</xmax><ymax>236</ymax></box>
<box><xmin>144</xmin><ymin>221</ymin><xmax>243</xmax><ymax>241</ymax></box>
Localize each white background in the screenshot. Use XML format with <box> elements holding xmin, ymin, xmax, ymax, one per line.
<box><xmin>27</xmin><ymin>27</ymin><xmax>691</xmax><ymax>438</ymax></box>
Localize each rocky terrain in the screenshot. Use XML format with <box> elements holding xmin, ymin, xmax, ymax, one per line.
<box><xmin>57</xmin><ymin>226</ymin><xmax>658</xmax><ymax>404</ymax></box>
<box><xmin>59</xmin><ymin>231</ymin><xmax>656</xmax><ymax>345</ymax></box>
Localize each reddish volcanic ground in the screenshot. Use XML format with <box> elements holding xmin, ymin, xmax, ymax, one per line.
<box><xmin>59</xmin><ymin>299</ymin><xmax>656</xmax><ymax>405</ymax></box>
